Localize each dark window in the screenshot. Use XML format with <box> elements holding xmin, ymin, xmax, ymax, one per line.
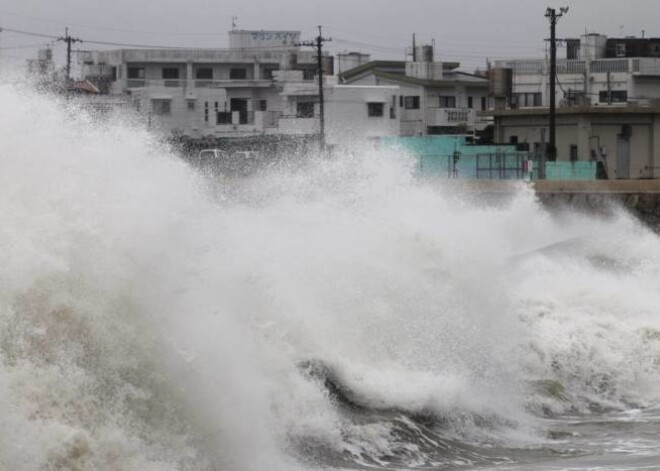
<box><xmin>367</xmin><ymin>102</ymin><xmax>384</xmax><ymax>117</ymax></box>
<box><xmin>196</xmin><ymin>68</ymin><xmax>213</xmax><ymax>79</ymax></box>
<box><xmin>599</xmin><ymin>90</ymin><xmax>628</xmax><ymax>103</ymax></box>
<box><xmin>258</xmin><ymin>100</ymin><xmax>267</xmax><ymax>111</ymax></box>
<box><xmin>204</xmin><ymin>101</ymin><xmax>209</xmax><ymax>123</ymax></box>
<box><xmin>127</xmin><ymin>67</ymin><xmax>145</xmax><ymax>79</ymax></box>
<box><xmin>399</xmin><ymin>96</ymin><xmax>403</xmax><ymax>108</ymax></box>
<box><xmin>297</xmin><ymin>102</ymin><xmax>315</xmax><ymax>118</ymax></box>
<box><xmin>187</xmin><ymin>101</ymin><xmax>195</xmax><ymax>111</ymax></box>
<box><xmin>303</xmin><ymin>69</ymin><xmax>315</xmax><ymax>80</ymax></box>
<box><xmin>152</xmin><ymin>99</ymin><xmax>171</xmax><ymax>115</ymax></box>
<box><xmin>481</xmin><ymin>97</ymin><xmax>487</xmax><ymax>110</ymax></box>
<box><xmin>467</xmin><ymin>96</ymin><xmax>474</xmax><ymax>109</ymax></box>
<box><xmin>509</xmin><ymin>135</ymin><xmax>519</xmax><ymax>145</ymax></box>
<box><xmin>390</xmin><ymin>96</ymin><xmax>396</xmax><ymax>119</ymax></box>
<box><xmin>230</xmin><ymin>68</ymin><xmax>247</xmax><ymax>80</ymax></box>
<box><xmin>230</xmin><ymin>98</ymin><xmax>249</xmax><ymax>124</ymax></box>
<box><xmin>439</xmin><ymin>96</ymin><xmax>456</xmax><ymax>108</ymax></box>
<box><xmin>263</xmin><ymin>68</ymin><xmax>278</xmax><ymax>79</ymax></box>
<box><xmin>616</xmin><ymin>43</ymin><xmax>626</xmax><ymax>57</ymax></box>
<box><xmin>217</xmin><ymin>112</ymin><xmax>232</xmax><ymax>124</ymax></box>
<box><xmin>570</xmin><ymin>145</ymin><xmax>579</xmax><ymax>162</ymax></box>
<box><xmin>404</xmin><ymin>96</ymin><xmax>420</xmax><ymax>109</ymax></box>
<box><xmin>162</xmin><ymin>68</ymin><xmax>179</xmax><ymax>79</ymax></box>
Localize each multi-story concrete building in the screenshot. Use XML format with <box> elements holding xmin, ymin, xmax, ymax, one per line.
<box><xmin>338</xmin><ymin>45</ymin><xmax>491</xmax><ymax>136</ymax></box>
<box><xmin>83</xmin><ymin>29</ymin><xmax>400</xmax><ymax>148</ymax></box>
<box><xmin>496</xmin><ymin>33</ymin><xmax>660</xmax><ymax>109</ymax></box>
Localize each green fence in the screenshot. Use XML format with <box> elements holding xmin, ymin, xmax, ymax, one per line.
<box><xmin>533</xmin><ymin>161</ymin><xmax>597</xmax><ymax>181</ymax></box>
<box><xmin>381</xmin><ymin>136</ymin><xmax>597</xmax><ymax>181</ymax></box>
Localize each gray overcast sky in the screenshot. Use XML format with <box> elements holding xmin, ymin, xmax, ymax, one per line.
<box><xmin>0</xmin><ymin>0</ymin><xmax>658</xmax><ymax>71</ymax></box>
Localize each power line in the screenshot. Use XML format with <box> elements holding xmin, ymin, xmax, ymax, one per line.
<box><xmin>1</xmin><ymin>26</ymin><xmax>59</xmax><ymax>39</ymax></box>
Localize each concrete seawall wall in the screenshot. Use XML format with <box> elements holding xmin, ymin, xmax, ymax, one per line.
<box><xmin>432</xmin><ymin>180</ymin><xmax>660</xmax><ymax>229</ymax></box>
<box><xmin>533</xmin><ymin>180</ymin><xmax>660</xmax><ymax>228</ymax></box>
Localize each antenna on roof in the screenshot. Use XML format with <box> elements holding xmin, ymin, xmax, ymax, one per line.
<box><xmin>232</xmin><ymin>16</ymin><xmax>238</xmax><ymax>31</ymax></box>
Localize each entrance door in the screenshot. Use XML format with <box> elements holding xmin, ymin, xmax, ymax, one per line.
<box><xmin>230</xmin><ymin>98</ymin><xmax>249</xmax><ymax>124</ymax></box>
<box><xmin>616</xmin><ymin>136</ymin><xmax>630</xmax><ymax>179</ymax></box>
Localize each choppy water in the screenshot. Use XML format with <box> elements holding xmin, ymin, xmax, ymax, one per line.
<box><xmin>1</xmin><ymin>84</ymin><xmax>660</xmax><ymax>471</ymax></box>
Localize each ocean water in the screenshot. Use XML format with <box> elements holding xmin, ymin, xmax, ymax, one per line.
<box><xmin>1</xmin><ymin>84</ymin><xmax>660</xmax><ymax>471</ymax></box>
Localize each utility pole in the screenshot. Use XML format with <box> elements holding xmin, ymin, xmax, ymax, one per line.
<box><xmin>300</xmin><ymin>26</ymin><xmax>331</xmax><ymax>153</ymax></box>
<box><xmin>545</xmin><ymin>7</ymin><xmax>568</xmax><ymax>163</ymax></box>
<box><xmin>58</xmin><ymin>27</ymin><xmax>82</xmax><ymax>84</ymax></box>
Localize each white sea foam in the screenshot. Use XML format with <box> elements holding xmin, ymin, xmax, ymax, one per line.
<box><xmin>1</xmin><ymin>83</ymin><xmax>659</xmax><ymax>470</ymax></box>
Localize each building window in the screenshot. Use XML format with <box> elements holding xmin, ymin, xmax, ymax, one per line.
<box><xmin>514</xmin><ymin>92</ymin><xmax>542</xmax><ymax>107</ymax></box>
<box><xmin>297</xmin><ymin>102</ymin><xmax>315</xmax><ymax>118</ymax></box>
<box><xmin>367</xmin><ymin>102</ymin><xmax>384</xmax><ymax>117</ymax></box>
<box><xmin>616</xmin><ymin>43</ymin><xmax>626</xmax><ymax>57</ymax></box>
<box><xmin>230</xmin><ymin>68</ymin><xmax>247</xmax><ymax>80</ymax></box>
<box><xmin>599</xmin><ymin>90</ymin><xmax>628</xmax><ymax>103</ymax></box>
<box><xmin>439</xmin><ymin>96</ymin><xmax>456</xmax><ymax>108</ymax></box>
<box><xmin>302</xmin><ymin>69</ymin><xmax>316</xmax><ymax>81</ymax></box>
<box><xmin>162</xmin><ymin>68</ymin><xmax>179</xmax><ymax>79</ymax></box>
<box><xmin>187</xmin><ymin>101</ymin><xmax>195</xmax><ymax>111</ymax></box>
<box><xmin>152</xmin><ymin>99</ymin><xmax>171</xmax><ymax>116</ymax></box>
<box><xmin>467</xmin><ymin>96</ymin><xmax>474</xmax><ymax>109</ymax></box>
<box><xmin>509</xmin><ymin>135</ymin><xmax>519</xmax><ymax>145</ymax></box>
<box><xmin>196</xmin><ymin>68</ymin><xmax>213</xmax><ymax>79</ymax></box>
<box><xmin>204</xmin><ymin>101</ymin><xmax>209</xmax><ymax>122</ymax></box>
<box><xmin>258</xmin><ymin>100</ymin><xmax>268</xmax><ymax>111</ymax></box>
<box><xmin>127</xmin><ymin>67</ymin><xmax>145</xmax><ymax>79</ymax></box>
<box><xmin>399</xmin><ymin>96</ymin><xmax>403</xmax><ymax>108</ymax></box>
<box><xmin>217</xmin><ymin>112</ymin><xmax>232</xmax><ymax>124</ymax></box>
<box><xmin>570</xmin><ymin>145</ymin><xmax>578</xmax><ymax>162</ymax></box>
<box><xmin>390</xmin><ymin>95</ymin><xmax>396</xmax><ymax>119</ymax></box>
<box><xmin>481</xmin><ymin>97</ymin><xmax>487</xmax><ymax>111</ymax></box>
<box><xmin>404</xmin><ymin>96</ymin><xmax>420</xmax><ymax>109</ymax></box>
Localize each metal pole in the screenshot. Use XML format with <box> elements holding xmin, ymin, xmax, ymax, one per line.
<box><xmin>549</xmin><ymin>10</ymin><xmax>557</xmax><ymax>162</ymax></box>
<box><xmin>316</xmin><ymin>26</ymin><xmax>325</xmax><ymax>154</ymax></box>
<box><xmin>65</xmin><ymin>27</ymin><xmax>71</xmax><ymax>82</ymax></box>
<box><xmin>298</xmin><ymin>27</ymin><xmax>331</xmax><ymax>154</ymax></box>
<box><xmin>545</xmin><ymin>7</ymin><xmax>568</xmax><ymax>162</ymax></box>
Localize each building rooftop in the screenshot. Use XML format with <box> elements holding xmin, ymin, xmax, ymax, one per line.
<box><xmin>338</xmin><ymin>60</ymin><xmax>461</xmax><ymax>81</ymax></box>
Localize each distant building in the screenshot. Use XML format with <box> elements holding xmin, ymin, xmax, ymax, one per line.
<box><xmin>483</xmin><ymin>32</ymin><xmax>660</xmax><ymax>180</ymax></box>
<box><xmin>338</xmin><ymin>45</ymin><xmax>491</xmax><ymax>137</ymax></box>
<box><xmin>482</xmin><ymin>106</ymin><xmax>660</xmax><ymax>179</ymax></box>
<box><xmin>82</xmin><ymin>30</ymin><xmax>400</xmax><ymax>147</ymax></box>
<box><xmin>496</xmin><ymin>33</ymin><xmax>660</xmax><ymax>109</ymax></box>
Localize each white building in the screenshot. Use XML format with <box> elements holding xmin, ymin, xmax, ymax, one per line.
<box><xmin>83</xmin><ymin>30</ymin><xmax>400</xmax><ymax>146</ymax></box>
<box><xmin>496</xmin><ymin>33</ymin><xmax>660</xmax><ymax>109</ymax></box>
<box><xmin>338</xmin><ymin>46</ymin><xmax>491</xmax><ymax>136</ymax></box>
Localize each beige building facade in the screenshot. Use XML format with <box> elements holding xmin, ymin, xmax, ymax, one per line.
<box><xmin>486</xmin><ymin>107</ymin><xmax>660</xmax><ymax>179</ymax></box>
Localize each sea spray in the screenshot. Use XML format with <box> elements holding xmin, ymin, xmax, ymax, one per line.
<box><xmin>1</xmin><ymin>83</ymin><xmax>660</xmax><ymax>470</ymax></box>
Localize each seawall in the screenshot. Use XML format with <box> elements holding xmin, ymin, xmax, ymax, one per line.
<box><xmin>433</xmin><ymin>180</ymin><xmax>660</xmax><ymax>229</ymax></box>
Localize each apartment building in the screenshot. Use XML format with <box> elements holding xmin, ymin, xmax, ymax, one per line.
<box><xmin>496</xmin><ymin>33</ymin><xmax>660</xmax><ymax>108</ymax></box>
<box><xmin>339</xmin><ymin>45</ymin><xmax>491</xmax><ymax>136</ymax></box>
<box><xmin>82</xmin><ymin>29</ymin><xmax>400</xmax><ymax>146</ymax></box>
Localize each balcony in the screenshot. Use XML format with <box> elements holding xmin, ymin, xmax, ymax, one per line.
<box><xmin>125</xmin><ymin>78</ymin><xmax>273</xmax><ymax>89</ymax></box>
<box><xmin>633</xmin><ymin>58</ymin><xmax>660</xmax><ymax>76</ymax></box>
<box><xmin>426</xmin><ymin>108</ymin><xmax>476</xmax><ymax>127</ymax></box>
<box><xmin>193</xmin><ymin>79</ymin><xmax>272</xmax><ymax>88</ymax></box>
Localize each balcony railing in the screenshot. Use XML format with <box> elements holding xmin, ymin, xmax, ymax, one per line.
<box><xmin>426</xmin><ymin>108</ymin><xmax>476</xmax><ymax>127</ymax></box>
<box><xmin>633</xmin><ymin>58</ymin><xmax>660</xmax><ymax>76</ymax></box>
